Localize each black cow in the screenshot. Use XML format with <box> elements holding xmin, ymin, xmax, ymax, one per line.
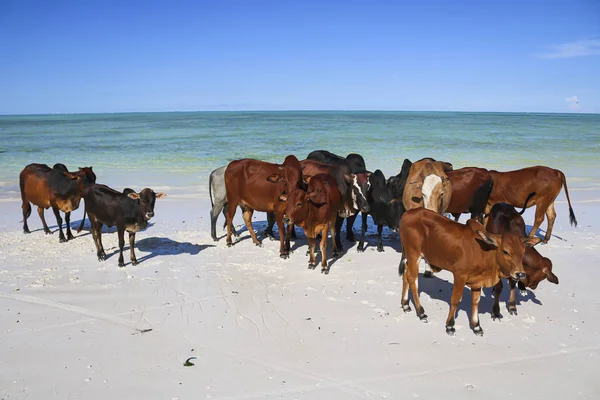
<box><xmin>84</xmin><ymin>184</ymin><xmax>166</xmax><ymax>267</ymax></box>
<box><xmin>357</xmin><ymin>169</ymin><xmax>406</xmax><ymax>252</ymax></box>
<box><xmin>306</xmin><ymin>150</ymin><xmax>369</xmax><ymax>242</ymax></box>
<box><xmin>51</xmin><ymin>164</ymin><xmax>97</xmax><ymax>234</ymax></box>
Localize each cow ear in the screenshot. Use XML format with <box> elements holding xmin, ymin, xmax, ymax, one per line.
<box><xmin>543</xmin><ymin>267</ymin><xmax>559</xmax><ymax>284</ymax></box>
<box><xmin>128</xmin><ymin>192</ymin><xmax>140</xmax><ymax>200</ymax></box>
<box><xmin>302</xmin><ymin>175</ymin><xmax>311</xmax><ymax>184</ymax></box>
<box><xmin>279</xmin><ymin>194</ymin><xmax>288</xmax><ymax>202</ymax></box>
<box><xmin>267</xmin><ymin>174</ymin><xmax>282</xmax><ymax>183</ymax></box>
<box><xmin>344</xmin><ymin>174</ymin><xmax>353</xmax><ymax>183</ymax></box>
<box><xmin>522</xmin><ymin>236</ymin><xmax>542</xmax><ymax>247</ymax></box>
<box><xmin>476</xmin><ymin>230</ymin><xmax>499</xmax><ymax>247</ymax></box>
<box><xmin>155</xmin><ymin>192</ymin><xmax>167</xmax><ymax>199</ymax></box>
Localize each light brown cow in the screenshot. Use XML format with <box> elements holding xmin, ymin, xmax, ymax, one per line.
<box><xmin>485</xmin><ymin>166</ymin><xmax>577</xmax><ymax>243</ymax></box>
<box><xmin>402</xmin><ymin>157</ymin><xmax>453</xmax><ymax>214</ymax></box>
<box><xmin>398</xmin><ymin>208</ymin><xmax>541</xmax><ymax>336</ymax></box>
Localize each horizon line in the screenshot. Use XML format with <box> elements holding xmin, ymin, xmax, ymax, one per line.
<box><xmin>1</xmin><ymin>109</ymin><xmax>598</xmax><ymax>117</ymax></box>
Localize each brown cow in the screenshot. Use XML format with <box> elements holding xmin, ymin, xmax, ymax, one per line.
<box><xmin>20</xmin><ymin>163</ymin><xmax>86</xmax><ymax>243</ymax></box>
<box><xmin>225</xmin><ymin>155</ymin><xmax>303</xmax><ymax>258</ymax></box>
<box><xmin>485</xmin><ymin>166</ymin><xmax>577</xmax><ymax>243</ymax></box>
<box><xmin>398</xmin><ymin>208</ymin><xmax>541</xmax><ymax>336</ymax></box>
<box><xmin>402</xmin><ymin>157</ymin><xmax>453</xmax><ymax>213</ymax></box>
<box><xmin>446</xmin><ymin>167</ymin><xmax>493</xmax><ymax>223</ymax></box>
<box><xmin>486</xmin><ymin>194</ymin><xmax>559</xmax><ymax>319</ymax></box>
<box><xmin>279</xmin><ymin>173</ymin><xmax>344</xmax><ymax>274</ymax></box>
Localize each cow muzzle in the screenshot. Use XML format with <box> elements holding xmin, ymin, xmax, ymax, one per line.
<box><xmin>282</xmin><ymin>216</ymin><xmax>292</xmax><ymax>225</ymax></box>
<box><xmin>512</xmin><ymin>272</ymin><xmax>526</xmax><ymax>281</ymax></box>
<box><xmin>145</xmin><ymin>211</ymin><xmax>154</xmax><ymax>220</ymax></box>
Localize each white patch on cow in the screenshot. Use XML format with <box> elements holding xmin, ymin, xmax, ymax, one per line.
<box><xmin>422</xmin><ymin>174</ymin><xmax>442</xmax><ymax>209</ymax></box>
<box><xmin>352</xmin><ymin>175</ymin><xmax>367</xmax><ymax>210</ymax></box>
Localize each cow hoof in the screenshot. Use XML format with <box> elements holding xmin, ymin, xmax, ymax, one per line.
<box><xmin>321</xmin><ymin>268</ymin><xmax>329</xmax><ymax>275</ymax></box>
<box><xmin>118</xmin><ymin>262</ymin><xmax>125</xmax><ymax>268</ymax></box>
<box><xmin>67</xmin><ymin>234</ymin><xmax>75</xmax><ymax>241</ymax></box>
<box><xmin>446</xmin><ymin>326</ymin><xmax>456</xmax><ymax>336</ymax></box>
<box><xmin>23</xmin><ymin>229</ymin><xmax>31</xmax><ymax>234</ymax></box>
<box><xmin>59</xmin><ymin>236</ymin><xmax>67</xmax><ymax>243</ymax></box>
<box><xmin>255</xmin><ymin>241</ymin><xmax>263</xmax><ymax>247</ymax></box>
<box><xmin>357</xmin><ymin>246</ymin><xmax>364</xmax><ymax>253</ymax></box>
<box><xmin>509</xmin><ymin>309</ymin><xmax>518</xmax><ymax>316</ymax></box>
<box><xmin>402</xmin><ymin>303</ymin><xmax>412</xmax><ymax>313</ymax></box>
<box><xmin>473</xmin><ymin>326</ymin><xmax>484</xmax><ymax>336</ymax></box>
<box><xmin>131</xmin><ymin>259</ymin><xmax>138</xmax><ymax>266</ymax></box>
<box><xmin>308</xmin><ymin>263</ymin><xmax>316</xmax><ymax>270</ymax></box>
<box><xmin>333</xmin><ymin>252</ymin><xmax>340</xmax><ymax>259</ymax></box>
<box><xmin>492</xmin><ymin>313</ymin><xmax>502</xmax><ymax>321</ymax></box>
<box><xmin>45</xmin><ymin>230</ymin><xmax>53</xmax><ymax>235</ymax></box>
<box><xmin>377</xmin><ymin>247</ymin><xmax>384</xmax><ymax>252</ymax></box>
<box><xmin>76</xmin><ymin>228</ymin><xmax>83</xmax><ymax>234</ymax></box>
<box><xmin>226</xmin><ymin>242</ymin><xmax>233</xmax><ymax>248</ymax></box>
<box><xmin>280</xmin><ymin>253</ymin><xmax>289</xmax><ymax>260</ymax></box>
<box><xmin>233</xmin><ymin>232</ymin><xmax>241</xmax><ymax>238</ymax></box>
<box><xmin>423</xmin><ymin>271</ymin><xmax>433</xmax><ymax>279</ymax></box>
<box><xmin>419</xmin><ymin>314</ymin><xmax>429</xmax><ymax>323</ymax></box>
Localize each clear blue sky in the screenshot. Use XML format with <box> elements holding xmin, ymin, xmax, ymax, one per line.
<box><xmin>1</xmin><ymin>0</ymin><xmax>599</xmax><ymax>114</ymax></box>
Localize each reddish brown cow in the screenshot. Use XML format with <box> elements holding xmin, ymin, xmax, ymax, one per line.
<box><xmin>225</xmin><ymin>155</ymin><xmax>303</xmax><ymax>258</ymax></box>
<box><xmin>399</xmin><ymin>208</ymin><xmax>541</xmax><ymax>336</ymax></box>
<box><xmin>446</xmin><ymin>167</ymin><xmax>493</xmax><ymax>223</ymax></box>
<box><xmin>485</xmin><ymin>166</ymin><xmax>577</xmax><ymax>243</ymax></box>
<box><xmin>20</xmin><ymin>163</ymin><xmax>86</xmax><ymax>243</ymax></box>
<box><xmin>279</xmin><ymin>173</ymin><xmax>344</xmax><ymax>273</ymax></box>
<box><xmin>486</xmin><ymin>195</ymin><xmax>559</xmax><ymax>319</ymax></box>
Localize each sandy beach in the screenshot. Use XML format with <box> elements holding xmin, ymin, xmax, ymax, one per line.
<box><xmin>1</xmin><ymin>188</ymin><xmax>599</xmax><ymax>399</ymax></box>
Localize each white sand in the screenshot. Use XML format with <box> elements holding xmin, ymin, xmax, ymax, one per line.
<box><xmin>0</xmin><ymin>191</ymin><xmax>599</xmax><ymax>399</ymax></box>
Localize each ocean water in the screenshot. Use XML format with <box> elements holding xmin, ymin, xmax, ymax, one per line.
<box><xmin>1</xmin><ymin>111</ymin><xmax>599</xmax><ymax>200</ymax></box>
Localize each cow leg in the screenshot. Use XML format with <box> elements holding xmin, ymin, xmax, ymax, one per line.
<box><xmin>129</xmin><ymin>232</ymin><xmax>138</xmax><ymax>265</ymax></box>
<box><xmin>508</xmin><ymin>279</ymin><xmax>518</xmax><ymax>315</ymax></box>
<box><xmin>517</xmin><ymin>281</ymin><xmax>528</xmax><ymax>296</ymax></box>
<box><xmin>407</xmin><ymin>266</ymin><xmax>427</xmax><ymax>322</ymax></box>
<box><xmin>117</xmin><ymin>227</ymin><xmax>126</xmax><ymax>267</ymax></box>
<box><xmin>210</xmin><ymin>202</ymin><xmax>221</xmax><ymax>241</ymax></box>
<box><xmin>52</xmin><ymin>206</ymin><xmax>67</xmax><ymax>243</ymax></box>
<box><xmin>357</xmin><ymin>213</ymin><xmax>368</xmax><ymax>252</ymax></box>
<box><xmin>241</xmin><ymin>207</ymin><xmax>261</xmax><ymax>246</ymax></box>
<box><xmin>22</xmin><ymin>201</ymin><xmax>32</xmax><ymax>234</ymax></box>
<box><xmin>65</xmin><ymin>212</ymin><xmax>75</xmax><ymax>240</ymax></box>
<box><xmin>265</xmin><ymin>212</ymin><xmax>276</xmax><ymax>240</ymax></box>
<box><xmin>376</xmin><ymin>224</ymin><xmax>385</xmax><ymax>252</ymax></box>
<box><xmin>334</xmin><ymin>216</ymin><xmax>344</xmax><ymax>251</ymax></box>
<box><xmin>329</xmin><ymin>221</ymin><xmax>339</xmax><ymax>260</ymax></box>
<box><xmin>345</xmin><ymin>214</ymin><xmax>357</xmax><ymax>242</ymax></box>
<box><xmin>307</xmin><ymin>237</ymin><xmax>316</xmax><ymax>269</ymax></box>
<box><xmin>284</xmin><ymin>224</ymin><xmax>292</xmax><ymax>254</ymax></box>
<box><xmin>221</xmin><ymin>204</ymin><xmax>239</xmax><ymax>238</ymax></box>
<box><xmin>400</xmin><ymin>261</ymin><xmax>411</xmax><ymax>313</ymax></box>
<box><xmin>275</xmin><ymin>213</ymin><xmax>289</xmax><ymax>259</ymax></box>
<box><xmin>446</xmin><ymin>276</ymin><xmax>467</xmax><ymax>336</ymax></box>
<box><xmin>38</xmin><ymin>207</ymin><xmax>52</xmax><ymax>234</ymax></box>
<box><xmin>225</xmin><ymin>200</ymin><xmax>237</xmax><ymax>247</ymax></box>
<box><xmin>423</xmin><ymin>261</ymin><xmax>434</xmax><ymax>278</ymax></box>
<box><xmin>320</xmin><ymin>226</ymin><xmax>329</xmax><ymax>274</ymax></box>
<box><xmin>471</xmin><ymin>288</ymin><xmax>484</xmax><ymax>336</ymax></box>
<box><xmin>452</xmin><ymin>213</ymin><xmax>461</xmax><ymax>222</ymax></box>
<box><xmin>90</xmin><ymin>219</ymin><xmax>105</xmax><ymax>261</ymax></box>
<box><xmin>76</xmin><ymin>208</ymin><xmax>86</xmax><ymax>233</ymax></box>
<box><xmin>529</xmin><ymin>204</ymin><xmax>546</xmax><ymax>241</ymax></box>
<box><xmin>543</xmin><ymin>202</ymin><xmax>557</xmax><ymax>243</ymax></box>
<box><xmin>492</xmin><ymin>279</ymin><xmax>503</xmax><ymax>320</ymax></box>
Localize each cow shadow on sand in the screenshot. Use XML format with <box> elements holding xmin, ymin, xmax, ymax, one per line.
<box><xmin>99</xmin><ymin>237</ymin><xmax>211</xmax><ymax>266</ymax></box>
<box><xmin>414</xmin><ymin>273</ymin><xmax>543</xmax><ymax>323</ymax></box>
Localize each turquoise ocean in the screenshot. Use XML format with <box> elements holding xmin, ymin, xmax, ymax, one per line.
<box><xmin>1</xmin><ymin>111</ymin><xmax>599</xmax><ymax>201</ymax></box>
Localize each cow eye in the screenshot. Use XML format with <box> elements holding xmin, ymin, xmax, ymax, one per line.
<box><xmin>503</xmin><ymin>250</ymin><xmax>510</xmax><ymax>255</ymax></box>
<box><xmin>295</xmin><ymin>202</ymin><xmax>303</xmax><ymax>207</ymax></box>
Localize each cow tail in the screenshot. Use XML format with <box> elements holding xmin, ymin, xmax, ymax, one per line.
<box><xmin>519</xmin><ymin>192</ymin><xmax>537</xmax><ymax>215</ymax></box>
<box><xmin>560</xmin><ymin>170</ymin><xmax>577</xmax><ymax>227</ymax></box>
<box><xmin>398</xmin><ymin>256</ymin><xmax>406</xmax><ymax>276</ymax></box>
<box><xmin>208</xmin><ymin>171</ymin><xmax>215</xmax><ymax>208</ymax></box>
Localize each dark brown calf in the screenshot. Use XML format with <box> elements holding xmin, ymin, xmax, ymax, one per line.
<box><xmin>399</xmin><ymin>208</ymin><xmax>541</xmax><ymax>336</ymax></box>
<box><xmin>486</xmin><ymin>197</ymin><xmax>559</xmax><ymax>318</ymax></box>
<box><xmin>225</xmin><ymin>155</ymin><xmax>303</xmax><ymax>258</ymax></box>
<box><xmin>20</xmin><ymin>163</ymin><xmax>85</xmax><ymax>243</ymax></box>
<box><xmin>486</xmin><ymin>166</ymin><xmax>577</xmax><ymax>243</ymax></box>
<box><xmin>446</xmin><ymin>167</ymin><xmax>493</xmax><ymax>223</ymax></box>
<box><xmin>280</xmin><ymin>173</ymin><xmax>344</xmax><ymax>273</ymax></box>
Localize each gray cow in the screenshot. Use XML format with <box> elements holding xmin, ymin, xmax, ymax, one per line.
<box><xmin>209</xmin><ymin>166</ymin><xmax>240</xmax><ymax>241</ymax></box>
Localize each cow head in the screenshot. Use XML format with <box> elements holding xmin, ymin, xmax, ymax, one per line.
<box><xmin>127</xmin><ymin>188</ymin><xmax>167</xmax><ymax>220</ymax></box>
<box><xmin>266</xmin><ymin>155</ymin><xmax>304</xmax><ymax>197</ymax></box>
<box><xmin>522</xmin><ymin>256</ymin><xmax>559</xmax><ymax>289</ymax></box>
<box><xmin>78</xmin><ymin>167</ymin><xmax>97</xmax><ymax>187</ymax></box>
<box><xmin>348</xmin><ymin>171</ymin><xmax>371</xmax><ymax>213</ymax></box>
<box><xmin>476</xmin><ymin>230</ymin><xmax>541</xmax><ymax>281</ymax></box>
<box><xmin>280</xmin><ymin>188</ymin><xmax>309</xmax><ymax>226</ymax></box>
<box><xmin>421</xmin><ymin>174</ymin><xmax>452</xmax><ymax>214</ymax></box>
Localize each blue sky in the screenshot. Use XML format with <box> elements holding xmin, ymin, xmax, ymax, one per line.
<box><xmin>1</xmin><ymin>0</ymin><xmax>599</xmax><ymax>114</ymax></box>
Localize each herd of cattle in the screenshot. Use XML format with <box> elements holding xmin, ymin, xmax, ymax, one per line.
<box><xmin>19</xmin><ymin>150</ymin><xmax>577</xmax><ymax>336</ymax></box>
